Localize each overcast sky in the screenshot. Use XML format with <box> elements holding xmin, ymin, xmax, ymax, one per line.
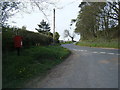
<box><xmin>8</xmin><ymin>0</ymin><xmax>82</xmax><ymax>41</ymax></box>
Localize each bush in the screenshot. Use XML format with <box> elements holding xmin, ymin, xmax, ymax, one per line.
<box><xmin>2</xmin><ymin>27</ymin><xmax>53</xmax><ymax>53</ymax></box>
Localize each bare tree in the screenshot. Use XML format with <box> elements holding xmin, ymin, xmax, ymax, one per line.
<box><xmin>0</xmin><ymin>2</ymin><xmax>20</xmax><ymax>26</ymax></box>
<box><xmin>29</xmin><ymin>0</ymin><xmax>58</xmax><ymax>22</ymax></box>
<box><xmin>1</xmin><ymin>0</ymin><xmax>59</xmax><ymax>26</ymax></box>
<box><xmin>64</xmin><ymin>29</ymin><xmax>75</xmax><ymax>42</ymax></box>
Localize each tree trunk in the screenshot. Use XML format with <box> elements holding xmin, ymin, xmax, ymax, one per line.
<box><xmin>71</xmin><ymin>37</ymin><xmax>74</xmax><ymax>42</ymax></box>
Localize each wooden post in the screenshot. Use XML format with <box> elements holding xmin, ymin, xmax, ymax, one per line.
<box><xmin>53</xmin><ymin>8</ymin><xmax>55</xmax><ymax>44</ymax></box>
<box><xmin>17</xmin><ymin>48</ymin><xmax>20</xmax><ymax>56</ymax></box>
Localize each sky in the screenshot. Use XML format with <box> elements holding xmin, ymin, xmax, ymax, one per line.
<box><xmin>7</xmin><ymin>0</ymin><xmax>82</xmax><ymax>41</ymax></box>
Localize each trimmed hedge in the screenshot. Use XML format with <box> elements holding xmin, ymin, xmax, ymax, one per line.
<box><xmin>2</xmin><ymin>27</ymin><xmax>53</xmax><ymax>53</ymax></box>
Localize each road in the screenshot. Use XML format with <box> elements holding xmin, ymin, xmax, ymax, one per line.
<box><xmin>26</xmin><ymin>44</ymin><xmax>119</xmax><ymax>88</ymax></box>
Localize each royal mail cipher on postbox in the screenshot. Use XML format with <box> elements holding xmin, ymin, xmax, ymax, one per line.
<box><xmin>14</xmin><ymin>36</ymin><xmax>23</xmax><ymax>48</ymax></box>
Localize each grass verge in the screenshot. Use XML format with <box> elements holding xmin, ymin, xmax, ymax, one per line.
<box><xmin>76</xmin><ymin>40</ymin><xmax>119</xmax><ymax>49</ymax></box>
<box><xmin>60</xmin><ymin>41</ymin><xmax>73</xmax><ymax>44</ymax></box>
<box><xmin>3</xmin><ymin>45</ymin><xmax>71</xmax><ymax>88</ymax></box>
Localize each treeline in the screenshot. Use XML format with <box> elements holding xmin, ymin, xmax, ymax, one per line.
<box><xmin>75</xmin><ymin>2</ymin><xmax>120</xmax><ymax>41</ymax></box>
<box><xmin>2</xmin><ymin>26</ymin><xmax>53</xmax><ymax>53</ymax></box>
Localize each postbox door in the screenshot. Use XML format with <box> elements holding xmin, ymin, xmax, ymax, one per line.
<box><xmin>14</xmin><ymin>36</ymin><xmax>22</xmax><ymax>48</ymax></box>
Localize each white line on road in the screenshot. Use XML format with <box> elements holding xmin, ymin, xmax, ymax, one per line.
<box><xmin>73</xmin><ymin>49</ymin><xmax>117</xmax><ymax>56</ymax></box>
<box><xmin>78</xmin><ymin>50</ymin><xmax>88</xmax><ymax>52</ymax></box>
<box><xmin>79</xmin><ymin>50</ymin><xmax>84</xmax><ymax>51</ymax></box>
<box><xmin>107</xmin><ymin>53</ymin><xmax>115</xmax><ymax>55</ymax></box>
<box><xmin>92</xmin><ymin>52</ymin><xmax>98</xmax><ymax>53</ymax></box>
<box><xmin>73</xmin><ymin>49</ymin><xmax>78</xmax><ymax>51</ymax></box>
<box><xmin>73</xmin><ymin>49</ymin><xmax>88</xmax><ymax>52</ymax></box>
<box><xmin>100</xmin><ymin>52</ymin><xmax>106</xmax><ymax>54</ymax></box>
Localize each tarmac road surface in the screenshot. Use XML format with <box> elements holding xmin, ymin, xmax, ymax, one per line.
<box><xmin>25</xmin><ymin>44</ymin><xmax>119</xmax><ymax>88</ymax></box>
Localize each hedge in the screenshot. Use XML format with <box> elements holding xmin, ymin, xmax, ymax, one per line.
<box><xmin>2</xmin><ymin>27</ymin><xmax>53</xmax><ymax>53</ymax></box>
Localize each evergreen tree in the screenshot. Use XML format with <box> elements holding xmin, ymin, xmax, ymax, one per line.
<box><xmin>35</xmin><ymin>19</ymin><xmax>51</xmax><ymax>34</ymax></box>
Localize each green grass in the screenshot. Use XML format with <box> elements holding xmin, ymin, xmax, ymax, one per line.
<box><xmin>61</xmin><ymin>41</ymin><xmax>73</xmax><ymax>44</ymax></box>
<box><xmin>3</xmin><ymin>45</ymin><xmax>71</xmax><ymax>88</ymax></box>
<box><xmin>76</xmin><ymin>40</ymin><xmax>119</xmax><ymax>49</ymax></box>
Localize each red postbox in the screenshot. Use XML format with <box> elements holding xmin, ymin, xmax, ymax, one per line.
<box><xmin>14</xmin><ymin>36</ymin><xmax>22</xmax><ymax>48</ymax></box>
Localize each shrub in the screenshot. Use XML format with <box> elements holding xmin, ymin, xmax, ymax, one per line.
<box><xmin>2</xmin><ymin>27</ymin><xmax>53</xmax><ymax>53</ymax></box>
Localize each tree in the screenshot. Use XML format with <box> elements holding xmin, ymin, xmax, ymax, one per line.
<box><xmin>1</xmin><ymin>0</ymin><xmax>58</xmax><ymax>27</ymax></box>
<box><xmin>76</xmin><ymin>2</ymin><xmax>106</xmax><ymax>40</ymax></box>
<box><xmin>64</xmin><ymin>29</ymin><xmax>75</xmax><ymax>42</ymax></box>
<box><xmin>22</xmin><ymin>26</ymin><xmax>27</xmax><ymax>30</ymax></box>
<box><xmin>47</xmin><ymin>32</ymin><xmax>53</xmax><ymax>37</ymax></box>
<box><xmin>70</xmin><ymin>19</ymin><xmax>76</xmax><ymax>26</ymax></box>
<box><xmin>28</xmin><ymin>0</ymin><xmax>59</xmax><ymax>22</ymax></box>
<box><xmin>1</xmin><ymin>2</ymin><xmax>20</xmax><ymax>27</ymax></box>
<box><xmin>35</xmin><ymin>19</ymin><xmax>50</xmax><ymax>34</ymax></box>
<box><xmin>64</xmin><ymin>19</ymin><xmax>76</xmax><ymax>42</ymax></box>
<box><xmin>54</xmin><ymin>32</ymin><xmax>60</xmax><ymax>43</ymax></box>
<box><xmin>107</xmin><ymin>1</ymin><xmax>120</xmax><ymax>26</ymax></box>
<box><xmin>75</xmin><ymin>1</ymin><xmax>119</xmax><ymax>41</ymax></box>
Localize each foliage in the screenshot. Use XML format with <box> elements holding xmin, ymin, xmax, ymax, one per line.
<box><xmin>71</xmin><ymin>19</ymin><xmax>76</xmax><ymax>23</ymax></box>
<box><xmin>35</xmin><ymin>19</ymin><xmax>50</xmax><ymax>34</ymax></box>
<box><xmin>75</xmin><ymin>2</ymin><xmax>120</xmax><ymax>41</ymax></box>
<box><xmin>1</xmin><ymin>2</ymin><xmax>21</xmax><ymax>26</ymax></box>
<box><xmin>1</xmin><ymin>1</ymin><xmax>58</xmax><ymax>27</ymax></box>
<box><xmin>2</xmin><ymin>26</ymin><xmax>53</xmax><ymax>53</ymax></box>
<box><xmin>54</xmin><ymin>32</ymin><xmax>60</xmax><ymax>43</ymax></box>
<box><xmin>64</xmin><ymin>29</ymin><xmax>75</xmax><ymax>42</ymax></box>
<box><xmin>3</xmin><ymin>45</ymin><xmax>71</xmax><ymax>88</ymax></box>
<box><xmin>21</xmin><ymin>26</ymin><xmax>27</xmax><ymax>30</ymax></box>
<box><xmin>47</xmin><ymin>32</ymin><xmax>53</xmax><ymax>37</ymax></box>
<box><xmin>64</xmin><ymin>19</ymin><xmax>76</xmax><ymax>42</ymax></box>
<box><xmin>61</xmin><ymin>41</ymin><xmax>73</xmax><ymax>44</ymax></box>
<box><xmin>76</xmin><ymin>39</ymin><xmax>119</xmax><ymax>49</ymax></box>
<box><xmin>28</xmin><ymin>0</ymin><xmax>58</xmax><ymax>22</ymax></box>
